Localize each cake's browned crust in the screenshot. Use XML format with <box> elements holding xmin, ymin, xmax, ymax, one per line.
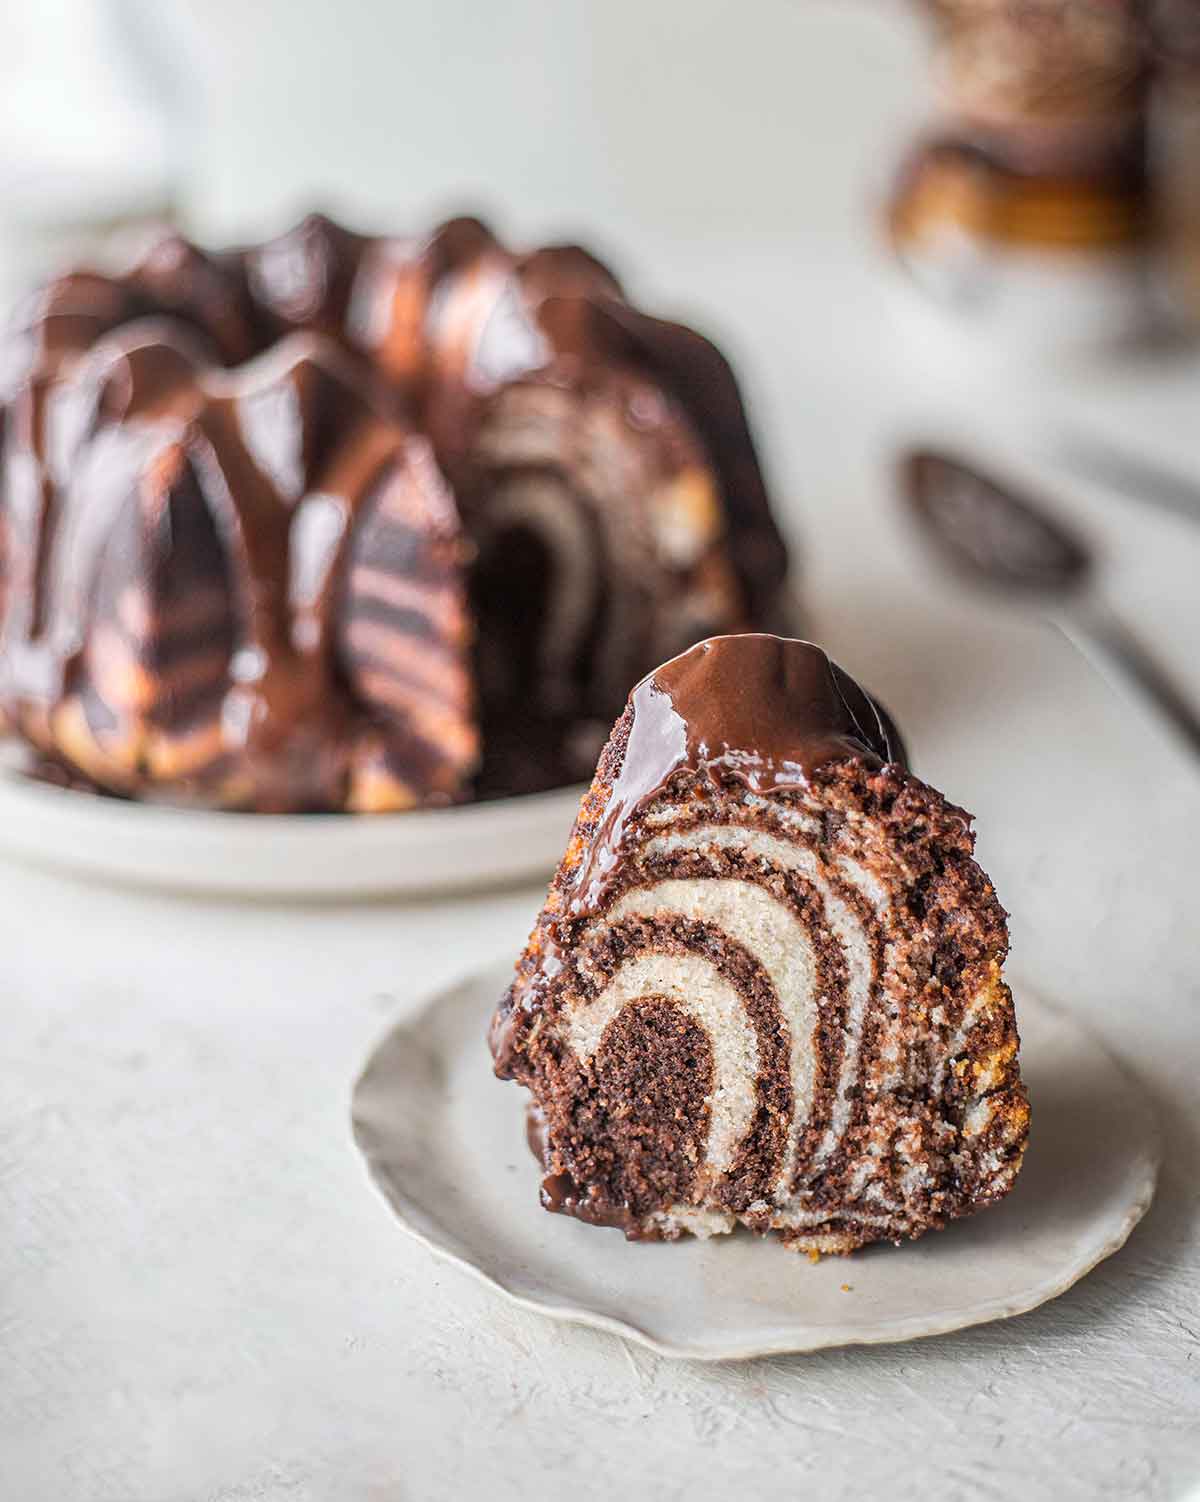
<box><xmin>490</xmin><ymin>641</ymin><xmax>1029</xmax><ymax>1254</ymax></box>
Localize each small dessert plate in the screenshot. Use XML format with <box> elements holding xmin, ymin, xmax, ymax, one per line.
<box><xmin>0</xmin><ymin>755</ymin><xmax>583</xmax><ymax>897</ymax></box>
<box><xmin>353</xmin><ymin>962</ymin><xmax>1160</xmax><ymax>1361</ymax></box>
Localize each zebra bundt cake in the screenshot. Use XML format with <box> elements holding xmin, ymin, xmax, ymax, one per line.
<box><xmin>0</xmin><ymin>214</ymin><xmax>787</xmax><ymax>809</ymax></box>
<box><xmin>490</xmin><ymin>634</ymin><xmax>1029</xmax><ymax>1253</ymax></box>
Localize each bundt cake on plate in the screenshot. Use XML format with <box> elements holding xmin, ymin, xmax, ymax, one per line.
<box><xmin>490</xmin><ymin>634</ymin><xmax>1030</xmax><ymax>1253</ymax></box>
<box><xmin>0</xmin><ymin>214</ymin><xmax>788</xmax><ymax>811</ymax></box>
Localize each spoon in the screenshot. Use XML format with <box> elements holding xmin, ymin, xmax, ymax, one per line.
<box><xmin>1054</xmin><ymin>432</ymin><xmax>1200</xmax><ymax>529</ymax></box>
<box><xmin>902</xmin><ymin>449</ymin><xmax>1200</xmax><ymax>758</ymax></box>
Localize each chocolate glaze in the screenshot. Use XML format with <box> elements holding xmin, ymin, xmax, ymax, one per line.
<box><xmin>538</xmin><ymin>296</ymin><xmax>789</xmax><ymax>611</ymax></box>
<box><xmin>524</xmin><ymin>1101</ymin><xmax>636</xmax><ymax>1231</ymax></box>
<box><xmin>1</xmin><ymin>318</ymin><xmax>475</xmax><ymax>809</ymax></box>
<box><xmin>903</xmin><ymin>450</ymin><xmax>1093</xmax><ymax>595</ymax></box>
<box><xmin>566</xmin><ymin>635</ymin><xmax>904</xmax><ymax>918</ymax></box>
<box><xmin>1</xmin><ymin>212</ymin><xmax>789</xmax><ymax>808</ymax></box>
<box><xmin>378</xmin><ymin>217</ymin><xmax>786</xmax><ymax>793</ymax></box>
<box><xmin>412</xmin><ymin>219</ymin><xmax>787</xmax><ymax>624</ymax></box>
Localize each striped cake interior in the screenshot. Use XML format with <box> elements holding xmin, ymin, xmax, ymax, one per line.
<box><xmin>464</xmin><ymin>371</ymin><xmax>746</xmax><ymax>793</ymax></box>
<box><xmin>495</xmin><ymin>756</ymin><xmax>1028</xmax><ymax>1255</ymax></box>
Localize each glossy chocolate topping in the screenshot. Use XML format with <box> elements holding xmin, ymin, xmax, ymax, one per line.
<box><xmin>1</xmin><ymin>212</ymin><xmax>788</xmax><ymax>808</ymax></box>
<box><xmin>0</xmin><ymin>311</ymin><xmax>475</xmax><ymax>808</ymax></box>
<box><xmin>566</xmin><ymin>298</ymin><xmax>789</xmax><ymax>607</ymax></box>
<box><xmin>522</xmin><ymin>1100</ymin><xmax>637</xmax><ymax>1231</ymax></box>
<box><xmin>415</xmin><ymin>224</ymin><xmax>787</xmax><ymax>619</ymax></box>
<box><xmin>903</xmin><ymin>450</ymin><xmax>1093</xmax><ymax>595</ymax></box>
<box><xmin>565</xmin><ymin>634</ymin><xmax>903</xmax><ymax>917</ymax></box>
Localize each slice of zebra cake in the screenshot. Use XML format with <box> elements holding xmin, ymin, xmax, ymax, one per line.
<box><xmin>489</xmin><ymin>633</ymin><xmax>1029</xmax><ymax>1254</ymax></box>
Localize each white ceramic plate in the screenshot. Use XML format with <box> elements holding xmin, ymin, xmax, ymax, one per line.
<box><xmin>352</xmin><ymin>962</ymin><xmax>1160</xmax><ymax>1362</ymax></box>
<box><xmin>0</xmin><ymin>757</ymin><xmax>583</xmax><ymax>897</ymax></box>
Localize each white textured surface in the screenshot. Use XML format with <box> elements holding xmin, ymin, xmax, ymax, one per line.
<box><xmin>3</xmin><ymin>1</ymin><xmax>1200</xmax><ymax>1497</ymax></box>
<box><xmin>353</xmin><ymin>965</ymin><xmax>1158</xmax><ymax>1358</ymax></box>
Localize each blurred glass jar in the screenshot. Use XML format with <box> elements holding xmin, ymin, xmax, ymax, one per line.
<box><xmin>887</xmin><ymin>1</ymin><xmax>1161</xmax><ymax>353</ymax></box>
<box><xmin>1152</xmin><ymin>0</ymin><xmax>1200</xmax><ymax>320</ymax></box>
<box><xmin>0</xmin><ymin>0</ymin><xmax>201</xmax><ymax>309</ymax></box>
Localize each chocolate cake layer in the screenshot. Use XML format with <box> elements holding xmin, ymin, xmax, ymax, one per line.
<box><xmin>490</xmin><ymin>636</ymin><xmax>1029</xmax><ymax>1254</ymax></box>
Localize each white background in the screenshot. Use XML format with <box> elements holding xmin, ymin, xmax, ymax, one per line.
<box><xmin>3</xmin><ymin>3</ymin><xmax>1199</xmax><ymax>1498</ymax></box>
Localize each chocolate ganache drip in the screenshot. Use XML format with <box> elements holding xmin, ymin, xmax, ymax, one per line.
<box><xmin>566</xmin><ymin>635</ymin><xmax>905</xmax><ymax>918</ymax></box>
<box><xmin>0</xmin><ymin>213</ymin><xmax>791</xmax><ymax>809</ymax></box>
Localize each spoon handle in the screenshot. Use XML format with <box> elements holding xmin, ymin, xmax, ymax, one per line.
<box><xmin>1056</xmin><ymin>601</ymin><xmax>1200</xmax><ymax>759</ymax></box>
<box><xmin>1055</xmin><ymin>435</ymin><xmax>1200</xmax><ymax>529</ymax></box>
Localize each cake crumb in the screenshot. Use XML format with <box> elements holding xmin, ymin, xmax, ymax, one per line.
<box><xmin>807</xmin><ymin>1249</ymin><xmax>821</xmax><ymax>1264</ymax></box>
<box><xmin>840</xmin><ymin>1283</ymin><xmax>853</xmax><ymax>1293</ymax></box>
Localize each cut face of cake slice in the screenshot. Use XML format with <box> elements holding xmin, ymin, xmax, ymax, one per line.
<box><xmin>489</xmin><ymin>634</ymin><xmax>1029</xmax><ymax>1253</ymax></box>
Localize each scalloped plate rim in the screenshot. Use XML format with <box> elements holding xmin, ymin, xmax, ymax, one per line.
<box><xmin>352</xmin><ymin>961</ymin><xmax>1161</xmax><ymax>1362</ymax></box>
